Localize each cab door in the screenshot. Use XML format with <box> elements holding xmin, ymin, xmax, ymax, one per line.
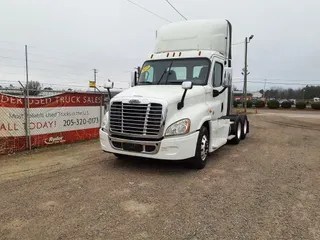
<box><xmin>205</xmin><ymin>57</ymin><xmax>226</xmax><ymax>120</ymax></box>
<box><xmin>205</xmin><ymin>57</ymin><xmax>230</xmax><ymax>150</ymax></box>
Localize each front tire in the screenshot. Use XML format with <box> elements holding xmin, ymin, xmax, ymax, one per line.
<box><xmin>188</xmin><ymin>126</ymin><xmax>209</xmax><ymax>169</ymax></box>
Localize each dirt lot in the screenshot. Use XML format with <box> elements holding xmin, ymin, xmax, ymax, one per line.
<box><xmin>0</xmin><ymin>113</ymin><xmax>320</xmax><ymax>240</ymax></box>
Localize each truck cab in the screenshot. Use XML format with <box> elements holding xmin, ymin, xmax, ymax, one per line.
<box><xmin>100</xmin><ymin>19</ymin><xmax>249</xmax><ymax>169</ymax></box>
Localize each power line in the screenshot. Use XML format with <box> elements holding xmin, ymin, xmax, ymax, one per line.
<box><xmin>233</xmin><ymin>80</ymin><xmax>320</xmax><ymax>86</ymax></box>
<box><xmin>233</xmin><ymin>77</ymin><xmax>320</xmax><ymax>82</ymax></box>
<box><xmin>0</xmin><ymin>55</ymin><xmax>23</xmax><ymax>61</ymax></box>
<box><xmin>0</xmin><ymin>40</ymin><xmax>23</xmax><ymax>45</ymax></box>
<box><xmin>0</xmin><ymin>42</ymin><xmax>100</xmax><ymax>63</ymax></box>
<box><xmin>0</xmin><ymin>48</ymin><xmax>22</xmax><ymax>53</ymax></box>
<box><xmin>0</xmin><ymin>55</ymin><xmax>134</xmax><ymax>73</ymax></box>
<box><xmin>250</xmin><ymin>81</ymin><xmax>320</xmax><ymax>86</ymax></box>
<box><xmin>165</xmin><ymin>0</ymin><xmax>187</xmax><ymax>20</ymax></box>
<box><xmin>0</xmin><ymin>48</ymin><xmax>90</xmax><ymax>64</ymax></box>
<box><xmin>125</xmin><ymin>0</ymin><xmax>172</xmax><ymax>23</ymax></box>
<box><xmin>0</xmin><ymin>64</ymin><xmax>90</xmax><ymax>76</ymax></box>
<box><xmin>0</xmin><ymin>79</ymin><xmax>129</xmax><ymax>90</ymax></box>
<box><xmin>245</xmin><ymin>78</ymin><xmax>320</xmax><ymax>82</ymax></box>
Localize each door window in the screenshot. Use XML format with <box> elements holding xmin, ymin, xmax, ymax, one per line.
<box><xmin>212</xmin><ymin>62</ymin><xmax>223</xmax><ymax>87</ymax></box>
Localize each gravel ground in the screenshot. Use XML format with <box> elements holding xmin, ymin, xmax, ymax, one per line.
<box><xmin>0</xmin><ymin>114</ymin><xmax>320</xmax><ymax>240</ymax></box>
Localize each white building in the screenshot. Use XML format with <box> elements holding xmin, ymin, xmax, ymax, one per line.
<box><xmin>252</xmin><ymin>91</ymin><xmax>263</xmax><ymax>99</ymax></box>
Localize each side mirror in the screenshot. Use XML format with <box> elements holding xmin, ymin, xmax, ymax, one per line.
<box><xmin>223</xmin><ymin>67</ymin><xmax>232</xmax><ymax>87</ymax></box>
<box><xmin>182</xmin><ymin>81</ymin><xmax>193</xmax><ymax>90</ymax></box>
<box><xmin>104</xmin><ymin>81</ymin><xmax>114</xmax><ymax>89</ymax></box>
<box><xmin>212</xmin><ymin>89</ymin><xmax>220</xmax><ymax>97</ymax></box>
<box><xmin>178</xmin><ymin>81</ymin><xmax>193</xmax><ymax>110</ymax></box>
<box><xmin>131</xmin><ymin>71</ymin><xmax>137</xmax><ymax>87</ymax></box>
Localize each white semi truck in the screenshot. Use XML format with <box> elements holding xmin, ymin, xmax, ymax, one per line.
<box><xmin>100</xmin><ymin>19</ymin><xmax>250</xmax><ymax>169</ymax></box>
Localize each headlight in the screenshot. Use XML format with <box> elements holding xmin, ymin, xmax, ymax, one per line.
<box><xmin>165</xmin><ymin>118</ymin><xmax>191</xmax><ymax>136</ymax></box>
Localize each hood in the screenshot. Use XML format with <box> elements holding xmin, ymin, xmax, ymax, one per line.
<box><xmin>113</xmin><ymin>85</ymin><xmax>205</xmax><ymax>103</ymax></box>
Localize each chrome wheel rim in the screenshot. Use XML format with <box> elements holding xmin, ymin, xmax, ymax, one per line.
<box><xmin>201</xmin><ymin>135</ymin><xmax>209</xmax><ymax>161</ymax></box>
<box><xmin>243</xmin><ymin>120</ymin><xmax>247</xmax><ymax>134</ymax></box>
<box><xmin>237</xmin><ymin>123</ymin><xmax>241</xmax><ymax>139</ymax></box>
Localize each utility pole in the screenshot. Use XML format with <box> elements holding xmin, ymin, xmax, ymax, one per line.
<box><xmin>263</xmin><ymin>79</ymin><xmax>267</xmax><ymax>99</ymax></box>
<box><xmin>242</xmin><ymin>37</ymin><xmax>248</xmax><ymax>112</ymax></box>
<box><xmin>242</xmin><ymin>35</ymin><xmax>254</xmax><ymax>113</ymax></box>
<box><xmin>93</xmin><ymin>69</ymin><xmax>97</xmax><ymax>92</ymax></box>
<box><xmin>24</xmin><ymin>45</ymin><xmax>31</xmax><ymax>150</ymax></box>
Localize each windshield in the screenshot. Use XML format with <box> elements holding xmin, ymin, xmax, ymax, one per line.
<box><xmin>138</xmin><ymin>58</ymin><xmax>211</xmax><ymax>86</ymax></box>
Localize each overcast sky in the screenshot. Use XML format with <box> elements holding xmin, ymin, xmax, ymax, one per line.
<box><xmin>0</xmin><ymin>0</ymin><xmax>319</xmax><ymax>92</ymax></box>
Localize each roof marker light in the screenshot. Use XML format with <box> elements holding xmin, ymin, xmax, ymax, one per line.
<box><xmin>173</xmin><ymin>52</ymin><xmax>175</xmax><ymax>57</ymax></box>
<box><xmin>198</xmin><ymin>51</ymin><xmax>202</xmax><ymax>56</ymax></box>
<box><xmin>179</xmin><ymin>52</ymin><xmax>182</xmax><ymax>57</ymax></box>
<box><xmin>150</xmin><ymin>54</ymin><xmax>153</xmax><ymax>59</ymax></box>
<box><xmin>167</xmin><ymin>52</ymin><xmax>170</xmax><ymax>57</ymax></box>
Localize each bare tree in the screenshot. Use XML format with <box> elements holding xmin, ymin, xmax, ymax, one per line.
<box><xmin>28</xmin><ymin>81</ymin><xmax>41</xmax><ymax>96</ymax></box>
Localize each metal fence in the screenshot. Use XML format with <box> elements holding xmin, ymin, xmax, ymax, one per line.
<box><xmin>0</xmin><ymin>87</ymin><xmax>110</xmax><ymax>155</ymax></box>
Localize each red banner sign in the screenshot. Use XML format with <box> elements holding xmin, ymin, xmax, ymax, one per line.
<box><xmin>0</xmin><ymin>92</ymin><xmax>104</xmax><ymax>154</ymax></box>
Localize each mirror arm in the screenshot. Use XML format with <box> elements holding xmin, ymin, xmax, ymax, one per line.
<box><xmin>219</xmin><ymin>86</ymin><xmax>228</xmax><ymax>94</ymax></box>
<box><xmin>106</xmin><ymin>88</ymin><xmax>112</xmax><ymax>101</ymax></box>
<box><xmin>177</xmin><ymin>89</ymin><xmax>188</xmax><ymax>110</ymax></box>
<box><xmin>212</xmin><ymin>86</ymin><xmax>228</xmax><ymax>98</ymax></box>
<box><xmin>135</xmin><ymin>71</ymin><xmax>138</xmax><ymax>85</ymax></box>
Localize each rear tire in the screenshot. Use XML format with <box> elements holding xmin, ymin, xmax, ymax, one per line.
<box><xmin>241</xmin><ymin>117</ymin><xmax>249</xmax><ymax>140</ymax></box>
<box><xmin>230</xmin><ymin>120</ymin><xmax>241</xmax><ymax>144</ymax></box>
<box><xmin>188</xmin><ymin>126</ymin><xmax>209</xmax><ymax>169</ymax></box>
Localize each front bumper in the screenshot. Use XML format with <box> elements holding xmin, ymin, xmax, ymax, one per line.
<box><xmin>99</xmin><ymin>129</ymin><xmax>199</xmax><ymax>160</ymax></box>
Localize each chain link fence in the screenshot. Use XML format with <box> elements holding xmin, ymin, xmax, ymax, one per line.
<box><xmin>0</xmin><ymin>86</ymin><xmax>112</xmax><ymax>155</ymax></box>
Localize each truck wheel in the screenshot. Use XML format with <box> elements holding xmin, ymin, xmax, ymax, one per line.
<box><xmin>189</xmin><ymin>126</ymin><xmax>209</xmax><ymax>169</ymax></box>
<box><xmin>230</xmin><ymin>120</ymin><xmax>241</xmax><ymax>144</ymax></box>
<box><xmin>241</xmin><ymin>117</ymin><xmax>249</xmax><ymax>140</ymax></box>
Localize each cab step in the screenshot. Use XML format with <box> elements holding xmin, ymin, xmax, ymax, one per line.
<box><xmin>227</xmin><ymin>135</ymin><xmax>235</xmax><ymax>140</ymax></box>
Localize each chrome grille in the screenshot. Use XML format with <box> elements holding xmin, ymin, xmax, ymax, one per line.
<box><xmin>109</xmin><ymin>101</ymin><xmax>163</xmax><ymax>136</ymax></box>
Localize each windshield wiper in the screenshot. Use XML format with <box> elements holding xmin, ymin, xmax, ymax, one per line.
<box><xmin>155</xmin><ymin>68</ymin><xmax>168</xmax><ymax>85</ymax></box>
<box><xmin>164</xmin><ymin>61</ymin><xmax>174</xmax><ymax>85</ymax></box>
<box><xmin>155</xmin><ymin>61</ymin><xmax>174</xmax><ymax>85</ymax></box>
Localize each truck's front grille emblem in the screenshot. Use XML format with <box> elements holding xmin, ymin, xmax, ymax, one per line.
<box><xmin>109</xmin><ymin>101</ymin><xmax>163</xmax><ymax>136</ymax></box>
